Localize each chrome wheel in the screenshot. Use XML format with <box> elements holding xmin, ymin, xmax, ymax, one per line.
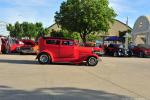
<box><xmin>38</xmin><ymin>53</ymin><xmax>50</xmax><ymax>64</ymax></box>
<box><xmin>87</xmin><ymin>57</ymin><xmax>98</xmax><ymax>66</ymax></box>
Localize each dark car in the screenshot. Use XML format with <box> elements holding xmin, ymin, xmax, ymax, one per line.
<box><xmin>105</xmin><ymin>44</ymin><xmax>132</xmax><ymax>57</ymax></box>
<box><xmin>131</xmin><ymin>44</ymin><xmax>150</xmax><ymax>58</ymax></box>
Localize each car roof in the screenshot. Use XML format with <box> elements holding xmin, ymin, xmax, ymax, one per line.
<box><xmin>42</xmin><ymin>37</ymin><xmax>74</xmax><ymax>41</ymax></box>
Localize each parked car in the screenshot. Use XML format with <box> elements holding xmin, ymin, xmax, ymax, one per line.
<box><xmin>92</xmin><ymin>47</ymin><xmax>104</xmax><ymax>56</ymax></box>
<box><xmin>105</xmin><ymin>44</ymin><xmax>132</xmax><ymax>57</ymax></box>
<box><xmin>80</xmin><ymin>42</ymin><xmax>104</xmax><ymax>56</ymax></box>
<box><xmin>131</xmin><ymin>44</ymin><xmax>150</xmax><ymax>58</ymax></box>
<box><xmin>17</xmin><ymin>39</ymin><xmax>39</xmax><ymax>54</ymax></box>
<box><xmin>98</xmin><ymin>45</ymin><xmax>105</xmax><ymax>56</ymax></box>
<box><xmin>36</xmin><ymin>37</ymin><xmax>100</xmax><ymax>66</ymax></box>
<box><xmin>5</xmin><ymin>38</ymin><xmax>24</xmax><ymax>53</ymax></box>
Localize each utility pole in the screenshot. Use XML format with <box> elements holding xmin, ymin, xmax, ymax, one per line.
<box><xmin>125</xmin><ymin>17</ymin><xmax>129</xmax><ymax>49</ymax></box>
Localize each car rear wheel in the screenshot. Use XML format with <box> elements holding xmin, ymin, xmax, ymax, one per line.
<box><xmin>87</xmin><ymin>57</ymin><xmax>98</xmax><ymax>66</ymax></box>
<box><xmin>38</xmin><ymin>53</ymin><xmax>51</xmax><ymax>64</ymax></box>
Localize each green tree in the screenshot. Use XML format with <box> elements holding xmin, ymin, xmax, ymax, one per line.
<box><xmin>51</xmin><ymin>29</ymin><xmax>64</xmax><ymax>38</ymax></box>
<box><xmin>51</xmin><ymin>29</ymin><xmax>81</xmax><ymax>41</ymax></box>
<box><xmin>55</xmin><ymin>0</ymin><xmax>117</xmax><ymax>44</ymax></box>
<box><xmin>15</xmin><ymin>22</ymin><xmax>24</xmax><ymax>38</ymax></box>
<box><xmin>35</xmin><ymin>22</ymin><xmax>44</xmax><ymax>36</ymax></box>
<box><xmin>7</xmin><ymin>22</ymin><xmax>23</xmax><ymax>38</ymax></box>
<box><xmin>43</xmin><ymin>28</ymin><xmax>49</xmax><ymax>36</ymax></box>
<box><xmin>87</xmin><ymin>33</ymin><xmax>98</xmax><ymax>42</ymax></box>
<box><xmin>7</xmin><ymin>22</ymin><xmax>48</xmax><ymax>39</ymax></box>
<box><xmin>70</xmin><ymin>32</ymin><xmax>81</xmax><ymax>41</ymax></box>
<box><xmin>22</xmin><ymin>22</ymin><xmax>30</xmax><ymax>38</ymax></box>
<box><xmin>7</xmin><ymin>24</ymin><xmax>15</xmax><ymax>37</ymax></box>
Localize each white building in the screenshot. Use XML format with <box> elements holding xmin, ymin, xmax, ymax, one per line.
<box><xmin>0</xmin><ymin>21</ymin><xmax>9</xmax><ymax>36</ymax></box>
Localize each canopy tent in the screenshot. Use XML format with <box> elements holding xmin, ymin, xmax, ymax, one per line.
<box><xmin>131</xmin><ymin>16</ymin><xmax>150</xmax><ymax>46</ymax></box>
<box><xmin>104</xmin><ymin>36</ymin><xmax>123</xmax><ymax>41</ymax></box>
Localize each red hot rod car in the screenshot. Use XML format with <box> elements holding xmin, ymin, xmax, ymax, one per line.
<box><xmin>36</xmin><ymin>37</ymin><xmax>100</xmax><ymax>66</ymax></box>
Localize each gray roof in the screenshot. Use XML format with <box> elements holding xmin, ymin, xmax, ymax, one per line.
<box><xmin>132</xmin><ymin>16</ymin><xmax>150</xmax><ymax>35</ymax></box>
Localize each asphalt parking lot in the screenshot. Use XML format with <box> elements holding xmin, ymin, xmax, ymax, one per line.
<box><xmin>0</xmin><ymin>55</ymin><xmax>150</xmax><ymax>100</ymax></box>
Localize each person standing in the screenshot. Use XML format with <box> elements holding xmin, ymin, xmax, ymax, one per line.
<box><xmin>0</xmin><ymin>37</ymin><xmax>2</xmax><ymax>54</ymax></box>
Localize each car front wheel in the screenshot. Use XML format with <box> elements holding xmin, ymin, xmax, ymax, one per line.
<box><xmin>38</xmin><ymin>53</ymin><xmax>50</xmax><ymax>64</ymax></box>
<box><xmin>87</xmin><ymin>57</ymin><xmax>98</xmax><ymax>66</ymax></box>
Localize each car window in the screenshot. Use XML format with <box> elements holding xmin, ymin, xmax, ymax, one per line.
<box><xmin>46</xmin><ymin>39</ymin><xmax>60</xmax><ymax>45</ymax></box>
<box><xmin>62</xmin><ymin>41</ymin><xmax>74</xmax><ymax>46</ymax></box>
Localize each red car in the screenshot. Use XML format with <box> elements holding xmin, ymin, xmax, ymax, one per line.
<box><xmin>1</xmin><ymin>37</ymin><xmax>35</xmax><ymax>54</ymax></box>
<box><xmin>9</xmin><ymin>40</ymin><xmax>24</xmax><ymax>53</ymax></box>
<box><xmin>131</xmin><ymin>44</ymin><xmax>150</xmax><ymax>57</ymax></box>
<box><xmin>17</xmin><ymin>39</ymin><xmax>38</xmax><ymax>54</ymax></box>
<box><xmin>2</xmin><ymin>38</ymin><xmax>24</xmax><ymax>53</ymax></box>
<box><xmin>36</xmin><ymin>37</ymin><xmax>100</xmax><ymax>66</ymax></box>
<box><xmin>90</xmin><ymin>47</ymin><xmax>104</xmax><ymax>56</ymax></box>
<box><xmin>81</xmin><ymin>42</ymin><xmax>104</xmax><ymax>56</ymax></box>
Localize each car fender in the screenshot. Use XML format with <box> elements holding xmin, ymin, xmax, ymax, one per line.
<box><xmin>36</xmin><ymin>50</ymin><xmax>54</xmax><ymax>62</ymax></box>
<box><xmin>85</xmin><ymin>54</ymin><xmax>99</xmax><ymax>60</ymax></box>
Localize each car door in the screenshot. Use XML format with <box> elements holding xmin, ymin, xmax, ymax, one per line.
<box><xmin>45</xmin><ymin>39</ymin><xmax>60</xmax><ymax>58</ymax></box>
<box><xmin>60</xmin><ymin>40</ymin><xmax>74</xmax><ymax>58</ymax></box>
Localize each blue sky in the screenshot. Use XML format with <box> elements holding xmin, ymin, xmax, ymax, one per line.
<box><xmin>0</xmin><ymin>0</ymin><xmax>150</xmax><ymax>28</ymax></box>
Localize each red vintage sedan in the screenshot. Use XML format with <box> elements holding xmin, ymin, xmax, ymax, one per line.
<box><xmin>36</xmin><ymin>37</ymin><xmax>100</xmax><ymax>66</ymax></box>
